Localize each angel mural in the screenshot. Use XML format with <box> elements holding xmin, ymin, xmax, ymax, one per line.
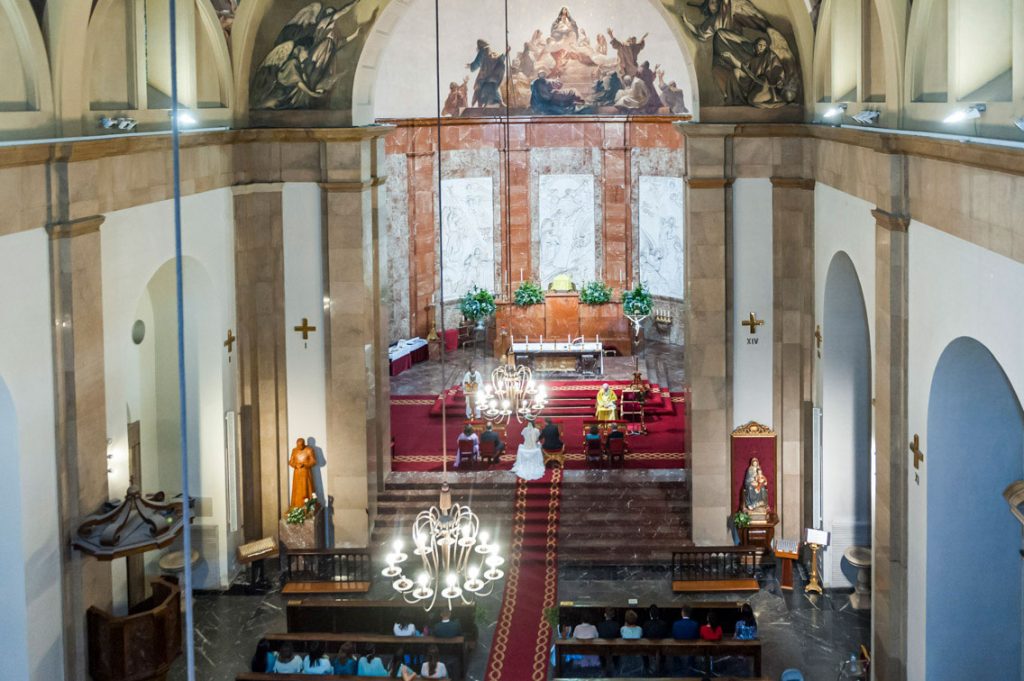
<box><xmin>250</xmin><ymin>1</ymin><xmax>378</xmax><ymax>110</ymax></box>
<box><xmin>681</xmin><ymin>0</ymin><xmax>800</xmax><ymax>108</ymax></box>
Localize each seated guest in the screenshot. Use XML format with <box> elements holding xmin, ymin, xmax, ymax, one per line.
<box><xmin>333</xmin><ymin>642</ymin><xmax>358</xmax><ymax>675</ymax></box>
<box><xmin>672</xmin><ymin>605</ymin><xmax>700</xmax><ymax>640</ymax></box>
<box><xmin>303</xmin><ymin>641</ymin><xmax>333</xmax><ymax>674</ymax></box>
<box><xmin>539</xmin><ymin>418</ymin><xmax>563</xmax><ymax>451</ymax></box>
<box><xmin>358</xmin><ymin>644</ymin><xmax>389</xmax><ymax>676</ymax></box>
<box><xmin>387</xmin><ymin>646</ymin><xmax>417</xmax><ymax>679</ymax></box>
<box><xmin>570</xmin><ymin>611</ymin><xmax>602</xmax><ymax>670</ymax></box>
<box><xmin>620</xmin><ymin>609</ymin><xmax>643</xmax><ymax>638</ymax></box>
<box><xmin>735</xmin><ymin>603</ymin><xmax>758</xmax><ymax>640</ymax></box>
<box><xmin>605</xmin><ymin>422</ymin><xmax>626</xmax><ymax>446</ymax></box>
<box><xmin>596</xmin><ymin>607</ymin><xmax>620</xmax><ymax>638</ymax></box>
<box><xmin>480</xmin><ymin>422</ymin><xmax>506</xmax><ymax>461</ymax></box>
<box><xmin>699</xmin><ymin>612</ymin><xmax>723</xmax><ymax>641</ymax></box>
<box><xmin>270</xmin><ymin>642</ymin><xmax>303</xmax><ymax>673</ymax></box>
<box><xmin>394</xmin><ymin>609</ymin><xmax>420</xmax><ymax>637</ymax></box>
<box><xmin>454</xmin><ymin>424</ymin><xmax>479</xmax><ymax>468</ymax></box>
<box><xmin>250</xmin><ymin>638</ymin><xmax>271</xmax><ymax>673</ymax></box>
<box><xmin>642</xmin><ymin>604</ymin><xmax>669</xmax><ymax>638</ymax></box>
<box><xmin>420</xmin><ymin>645</ymin><xmax>448</xmax><ymax>679</ymax></box>
<box><xmin>585</xmin><ymin>424</ymin><xmax>602</xmax><ymax>448</ymax></box>
<box><xmin>432</xmin><ymin>609</ymin><xmax>462</xmax><ymax>638</ymax></box>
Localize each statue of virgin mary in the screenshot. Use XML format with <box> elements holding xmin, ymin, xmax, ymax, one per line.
<box><xmin>741</xmin><ymin>457</ymin><xmax>770</xmax><ymax>518</ymax></box>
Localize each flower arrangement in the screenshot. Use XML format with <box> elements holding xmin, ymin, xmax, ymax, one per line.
<box><xmin>459</xmin><ymin>286</ymin><xmax>497</xmax><ymax>321</ymax></box>
<box><xmin>579</xmin><ymin>280</ymin><xmax>613</xmax><ymax>305</ymax></box>
<box><xmin>622</xmin><ymin>282</ymin><xmax>654</xmax><ymax>317</ymax></box>
<box><xmin>513</xmin><ymin>281</ymin><xmax>545</xmax><ymax>306</ymax></box>
<box><xmin>732</xmin><ymin>510</ymin><xmax>751</xmax><ymax>528</ymax></box>
<box><xmin>286</xmin><ymin>493</ymin><xmax>318</xmax><ymax>525</ymax></box>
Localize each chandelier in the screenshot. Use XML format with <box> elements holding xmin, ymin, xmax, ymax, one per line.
<box><xmin>382</xmin><ymin>483</ymin><xmax>504</xmax><ymax>609</ymax></box>
<box><xmin>480</xmin><ymin>364</ymin><xmax>547</xmax><ymax>424</ymax></box>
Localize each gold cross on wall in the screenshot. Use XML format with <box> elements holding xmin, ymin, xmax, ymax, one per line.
<box><xmin>741</xmin><ymin>312</ymin><xmax>765</xmax><ymax>334</ymax></box>
<box><xmin>293</xmin><ymin>318</ymin><xmax>317</xmax><ymax>348</ymax></box>
<box><xmin>910</xmin><ymin>433</ymin><xmax>925</xmax><ymax>484</ymax></box>
<box><xmin>223</xmin><ymin>329</ymin><xmax>235</xmax><ymax>362</ymax></box>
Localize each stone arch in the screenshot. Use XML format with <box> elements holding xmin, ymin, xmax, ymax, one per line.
<box><xmin>821</xmin><ymin>250</ymin><xmax>872</xmax><ymax>587</ymax></box>
<box><xmin>0</xmin><ymin>0</ymin><xmax>55</xmax><ymax>137</ymax></box>
<box><xmin>350</xmin><ymin>0</ymin><xmax>704</xmax><ymax>124</ymax></box>
<box><xmin>924</xmin><ymin>336</ymin><xmax>1024</xmax><ymax>680</ymax></box>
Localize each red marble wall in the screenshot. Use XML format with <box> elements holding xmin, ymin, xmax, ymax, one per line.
<box><xmin>383</xmin><ymin>116</ymin><xmax>686</xmax><ymax>338</ymax></box>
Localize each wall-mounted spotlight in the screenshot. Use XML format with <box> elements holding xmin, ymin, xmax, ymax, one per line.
<box><xmin>1013</xmin><ymin>116</ymin><xmax>1024</xmax><ymax>133</ymax></box>
<box><xmin>851</xmin><ymin>110</ymin><xmax>880</xmax><ymax>125</ymax></box>
<box><xmin>943</xmin><ymin>103</ymin><xmax>987</xmax><ymax>124</ymax></box>
<box><xmin>169</xmin><ymin>110</ymin><xmax>197</xmax><ymax>126</ymax></box>
<box><xmin>823</xmin><ymin>103</ymin><xmax>848</xmax><ymax>120</ymax></box>
<box><xmin>100</xmin><ymin>116</ymin><xmax>138</xmax><ymax>131</ymax></box>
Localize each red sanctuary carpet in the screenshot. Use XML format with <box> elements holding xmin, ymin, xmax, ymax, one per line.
<box><xmin>484</xmin><ymin>469</ymin><xmax>562</xmax><ymax>681</ymax></box>
<box><xmin>389</xmin><ymin>380</ymin><xmax>687</xmax><ymax>472</ymax></box>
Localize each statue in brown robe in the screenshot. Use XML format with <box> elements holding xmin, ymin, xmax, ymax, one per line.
<box><xmin>288</xmin><ymin>438</ymin><xmax>316</xmax><ymax>510</ymax></box>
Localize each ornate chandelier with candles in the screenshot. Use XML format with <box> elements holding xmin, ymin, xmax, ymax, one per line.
<box><xmin>480</xmin><ymin>364</ymin><xmax>547</xmax><ymax>425</ymax></box>
<box><xmin>382</xmin><ymin>482</ymin><xmax>504</xmax><ymax>610</ymax></box>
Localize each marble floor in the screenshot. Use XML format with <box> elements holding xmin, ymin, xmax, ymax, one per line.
<box><xmin>390</xmin><ymin>340</ymin><xmax>687</xmax><ymax>395</ymax></box>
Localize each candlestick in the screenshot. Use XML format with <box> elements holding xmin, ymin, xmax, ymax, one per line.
<box><xmin>520</xmin><ymin>268</ymin><xmax>524</xmax><ymax>283</ymax></box>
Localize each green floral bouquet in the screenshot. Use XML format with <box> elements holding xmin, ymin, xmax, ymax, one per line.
<box><xmin>513</xmin><ymin>281</ymin><xmax>545</xmax><ymax>306</ymax></box>
<box><xmin>622</xmin><ymin>282</ymin><xmax>654</xmax><ymax>317</ymax></box>
<box><xmin>732</xmin><ymin>510</ymin><xmax>751</xmax><ymax>528</ymax></box>
<box><xmin>286</xmin><ymin>493</ymin><xmax>318</xmax><ymax>525</ymax></box>
<box><xmin>579</xmin><ymin>280</ymin><xmax>613</xmax><ymax>305</ymax></box>
<box><xmin>459</xmin><ymin>286</ymin><xmax>497</xmax><ymax>321</ymax></box>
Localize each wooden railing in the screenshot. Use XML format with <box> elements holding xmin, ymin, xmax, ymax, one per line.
<box><xmin>671</xmin><ymin>546</ymin><xmax>761</xmax><ymax>592</ymax></box>
<box><xmin>281</xmin><ymin>546</ymin><xmax>373</xmax><ymax>594</ymax></box>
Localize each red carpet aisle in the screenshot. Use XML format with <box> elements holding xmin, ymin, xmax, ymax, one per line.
<box><xmin>485</xmin><ymin>469</ymin><xmax>562</xmax><ymax>681</ymax></box>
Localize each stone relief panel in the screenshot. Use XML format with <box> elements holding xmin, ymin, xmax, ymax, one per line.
<box><xmin>537</xmin><ymin>174</ymin><xmax>597</xmax><ymax>288</ymax></box>
<box><xmin>638</xmin><ymin>174</ymin><xmax>684</xmax><ymax>299</ymax></box>
<box><xmin>384</xmin><ymin>154</ymin><xmax>410</xmax><ymax>340</ymax></box>
<box><xmin>440</xmin><ymin>176</ymin><xmax>495</xmax><ymax>300</ymax></box>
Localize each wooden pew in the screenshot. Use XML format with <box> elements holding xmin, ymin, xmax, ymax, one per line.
<box><xmin>552</xmin><ymin>638</ymin><xmax>762</xmax><ymax>678</ymax></box>
<box><xmin>558</xmin><ymin>601</ymin><xmax>745</xmax><ymax>635</ymax></box>
<box><xmin>238</xmin><ymin>676</ymin><xmax>451</xmax><ymax>681</ymax></box>
<box><xmin>261</xmin><ymin>632</ymin><xmax>466</xmax><ymax>680</ymax></box>
<box><xmin>285</xmin><ymin>599</ymin><xmax>477</xmax><ymax>643</ymax></box>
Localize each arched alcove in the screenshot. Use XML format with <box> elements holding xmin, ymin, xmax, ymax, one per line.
<box><xmin>0</xmin><ymin>377</ymin><xmax>29</xmax><ymax>680</ymax></box>
<box><xmin>821</xmin><ymin>250</ymin><xmax>872</xmax><ymax>587</ymax></box>
<box><xmin>925</xmin><ymin>337</ymin><xmax>1024</xmax><ymax>680</ymax></box>
<box><xmin>0</xmin><ymin>0</ymin><xmax>55</xmax><ymax>137</ymax></box>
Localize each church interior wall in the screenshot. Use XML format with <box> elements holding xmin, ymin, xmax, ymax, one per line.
<box><xmin>732</xmin><ymin>177</ymin><xmax>775</xmax><ymax>428</ymax></box>
<box><xmin>0</xmin><ymin>228</ymin><xmax>64</xmax><ymax>681</ymax></box>
<box><xmin>100</xmin><ymin>188</ymin><xmax>239</xmax><ymax>592</ymax></box>
<box><xmin>282</xmin><ymin>182</ymin><xmax>331</xmax><ymax>515</ymax></box>
<box><xmin>906</xmin><ymin>220</ymin><xmax>1024</xmax><ymax>681</ymax></box>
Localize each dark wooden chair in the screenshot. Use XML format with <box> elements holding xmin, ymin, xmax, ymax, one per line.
<box><xmin>584</xmin><ymin>436</ymin><xmax>605</xmax><ymax>465</ymax></box>
<box><xmin>479</xmin><ymin>438</ymin><xmax>501</xmax><ymax>464</ymax></box>
<box><xmin>456</xmin><ymin>439</ymin><xmax>477</xmax><ymax>468</ymax></box>
<box><xmin>606</xmin><ymin>436</ymin><xmax>628</xmax><ymax>465</ymax></box>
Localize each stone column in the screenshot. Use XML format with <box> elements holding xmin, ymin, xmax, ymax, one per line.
<box><xmin>48</xmin><ymin>215</ymin><xmax>112</xmax><ymax>680</ymax></box>
<box><xmin>320</xmin><ymin>130</ymin><xmax>392</xmax><ymax>547</ymax></box>
<box><xmin>233</xmin><ymin>184</ymin><xmax>289</xmax><ymax>540</ymax></box>
<box><xmin>770</xmin><ymin>177</ymin><xmax>815</xmax><ymax>539</ymax></box>
<box><xmin>406</xmin><ymin>147</ymin><xmax>436</xmax><ymax>338</ymax></box>
<box><xmin>602</xmin><ymin>125</ymin><xmax>630</xmax><ymax>284</ymax></box>
<box><xmin>872</xmin><ymin>206</ymin><xmax>909</xmax><ymax>681</ymax></box>
<box><xmin>675</xmin><ymin>123</ymin><xmax>734</xmax><ymax>544</ymax></box>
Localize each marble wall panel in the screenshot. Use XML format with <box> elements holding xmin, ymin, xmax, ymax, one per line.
<box><xmin>440</xmin><ymin>176</ymin><xmax>495</xmax><ymax>299</ymax></box>
<box><xmin>384</xmin><ymin>154</ymin><xmax>410</xmax><ymax>340</ymax></box>
<box><xmin>638</xmin><ymin>175</ymin><xmax>685</xmax><ymax>299</ymax></box>
<box><xmin>537</xmin><ymin>173</ymin><xmax>597</xmax><ymax>288</ymax></box>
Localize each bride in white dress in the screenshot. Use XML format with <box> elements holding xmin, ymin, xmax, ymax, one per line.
<box><xmin>511</xmin><ymin>419</ymin><xmax>546</xmax><ymax>481</ymax></box>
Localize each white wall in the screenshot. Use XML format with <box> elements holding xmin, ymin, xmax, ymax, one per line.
<box><xmin>0</xmin><ymin>229</ymin><xmax>64</xmax><ymax>681</ymax></box>
<box><xmin>101</xmin><ymin>189</ymin><xmax>237</xmax><ymax>592</ymax></box>
<box><xmin>282</xmin><ymin>183</ymin><xmax>330</xmax><ymax>512</ymax></box>
<box><xmin>732</xmin><ymin>178</ymin><xmax>773</xmax><ymax>427</ymax></box>
<box><xmin>370</xmin><ymin>0</ymin><xmax>696</xmax><ymax>119</ymax></box>
<box><xmin>906</xmin><ymin>221</ymin><xmax>1024</xmax><ymax>681</ymax></box>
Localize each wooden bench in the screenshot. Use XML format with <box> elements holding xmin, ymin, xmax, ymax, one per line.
<box><xmin>558</xmin><ymin>601</ymin><xmax>745</xmax><ymax>635</ymax></box>
<box><xmin>671</xmin><ymin>547</ymin><xmax>761</xmax><ymax>592</ymax></box>
<box><xmin>261</xmin><ymin>632</ymin><xmax>467</xmax><ymax>680</ymax></box>
<box><xmin>552</xmin><ymin>638</ymin><xmax>762</xmax><ymax>678</ymax></box>
<box><xmin>285</xmin><ymin>599</ymin><xmax>477</xmax><ymax>644</ymax></box>
<box><xmin>281</xmin><ymin>547</ymin><xmax>373</xmax><ymax>594</ymax></box>
<box><xmin>239</xmin><ymin>675</ymin><xmax>451</xmax><ymax>681</ymax></box>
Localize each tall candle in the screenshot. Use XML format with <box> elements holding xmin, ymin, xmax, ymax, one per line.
<box><xmin>520</xmin><ymin>268</ymin><xmax>524</xmax><ymax>282</ymax></box>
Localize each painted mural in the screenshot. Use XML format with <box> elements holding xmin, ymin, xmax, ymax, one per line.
<box><xmin>250</xmin><ymin>0</ymin><xmax>379</xmax><ymax>110</ymax></box>
<box><xmin>675</xmin><ymin>0</ymin><xmax>802</xmax><ymax>108</ymax></box>
<box><xmin>446</xmin><ymin>7</ymin><xmax>690</xmax><ymax>117</ymax></box>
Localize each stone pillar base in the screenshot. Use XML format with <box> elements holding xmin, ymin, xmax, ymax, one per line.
<box><xmin>279</xmin><ymin>507</ymin><xmax>325</xmax><ymax>549</ymax></box>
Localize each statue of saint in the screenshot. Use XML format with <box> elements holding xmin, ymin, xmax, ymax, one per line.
<box><xmin>595</xmin><ymin>383</ymin><xmax>618</xmax><ymax>421</ymax></box>
<box><xmin>288</xmin><ymin>438</ymin><xmax>316</xmax><ymax>511</ymax></box>
<box><xmin>741</xmin><ymin>457</ymin><xmax>770</xmax><ymax>517</ymax></box>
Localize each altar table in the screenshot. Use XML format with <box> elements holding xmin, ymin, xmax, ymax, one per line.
<box><xmin>388</xmin><ymin>338</ymin><xmax>429</xmax><ymax>376</ymax></box>
<box><xmin>510</xmin><ymin>341</ymin><xmax>604</xmax><ymax>375</ymax></box>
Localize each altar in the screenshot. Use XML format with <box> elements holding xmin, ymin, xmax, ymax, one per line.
<box><xmin>492</xmin><ymin>292</ymin><xmax>631</xmax><ymax>358</ymax></box>
<box><xmin>511</xmin><ymin>341</ymin><xmax>605</xmax><ymax>375</ymax></box>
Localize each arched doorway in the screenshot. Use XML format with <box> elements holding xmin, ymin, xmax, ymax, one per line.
<box><xmin>821</xmin><ymin>251</ymin><xmax>872</xmax><ymax>587</ymax></box>
<box><xmin>925</xmin><ymin>337</ymin><xmax>1024</xmax><ymax>680</ymax></box>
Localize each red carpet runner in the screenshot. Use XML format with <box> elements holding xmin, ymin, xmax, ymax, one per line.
<box><xmin>485</xmin><ymin>469</ymin><xmax>562</xmax><ymax>681</ymax></box>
